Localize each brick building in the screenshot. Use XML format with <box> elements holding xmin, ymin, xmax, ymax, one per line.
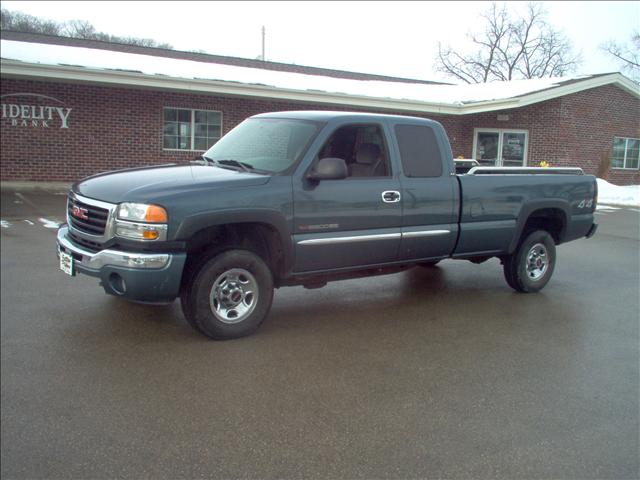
<box><xmin>1</xmin><ymin>32</ymin><xmax>639</xmax><ymax>185</ymax></box>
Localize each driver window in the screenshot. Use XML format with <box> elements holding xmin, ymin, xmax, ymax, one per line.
<box><xmin>319</xmin><ymin>124</ymin><xmax>391</xmax><ymax>178</ymax></box>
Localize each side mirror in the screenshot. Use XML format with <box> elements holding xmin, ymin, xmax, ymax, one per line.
<box><xmin>307</xmin><ymin>157</ymin><xmax>348</xmax><ymax>181</ymax></box>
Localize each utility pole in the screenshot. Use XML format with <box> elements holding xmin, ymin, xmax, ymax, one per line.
<box><xmin>261</xmin><ymin>26</ymin><xmax>266</xmax><ymax>61</ymax></box>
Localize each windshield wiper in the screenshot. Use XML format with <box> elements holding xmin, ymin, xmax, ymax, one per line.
<box><xmin>192</xmin><ymin>156</ymin><xmax>269</xmax><ymax>174</ymax></box>
<box><xmin>217</xmin><ymin>159</ymin><xmax>271</xmax><ymax>174</ymax></box>
<box><xmin>191</xmin><ymin>154</ymin><xmax>217</xmax><ymax>166</ymax></box>
<box><xmin>216</xmin><ymin>159</ymin><xmax>254</xmax><ymax>173</ymax></box>
<box><xmin>191</xmin><ymin>155</ymin><xmax>245</xmax><ymax>171</ymax></box>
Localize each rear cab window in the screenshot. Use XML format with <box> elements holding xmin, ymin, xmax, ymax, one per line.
<box><xmin>394</xmin><ymin>124</ymin><xmax>444</xmax><ymax>178</ymax></box>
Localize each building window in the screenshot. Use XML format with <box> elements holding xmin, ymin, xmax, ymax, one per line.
<box><xmin>612</xmin><ymin>137</ymin><xmax>640</xmax><ymax>170</ymax></box>
<box><xmin>473</xmin><ymin>129</ymin><xmax>528</xmax><ymax>167</ymax></box>
<box><xmin>163</xmin><ymin>108</ymin><xmax>222</xmax><ymax>151</ymax></box>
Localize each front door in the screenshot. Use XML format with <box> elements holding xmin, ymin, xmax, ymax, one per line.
<box><xmin>292</xmin><ymin>123</ymin><xmax>402</xmax><ymax>272</ymax></box>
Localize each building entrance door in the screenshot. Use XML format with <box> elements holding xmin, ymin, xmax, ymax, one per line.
<box><xmin>473</xmin><ymin>129</ymin><xmax>528</xmax><ymax>166</ymax></box>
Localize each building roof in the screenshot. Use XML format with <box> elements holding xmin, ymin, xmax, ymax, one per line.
<box><xmin>0</xmin><ymin>31</ymin><xmax>443</xmax><ymax>85</ymax></box>
<box><xmin>1</xmin><ymin>34</ymin><xmax>638</xmax><ymax>116</ymax></box>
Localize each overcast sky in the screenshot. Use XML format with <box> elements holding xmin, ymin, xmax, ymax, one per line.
<box><xmin>2</xmin><ymin>1</ymin><xmax>638</xmax><ymax>82</ymax></box>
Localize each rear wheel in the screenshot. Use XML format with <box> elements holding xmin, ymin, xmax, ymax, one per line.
<box><xmin>181</xmin><ymin>249</ymin><xmax>274</xmax><ymax>340</ymax></box>
<box><xmin>503</xmin><ymin>230</ymin><xmax>556</xmax><ymax>293</ymax></box>
<box><xmin>418</xmin><ymin>260</ymin><xmax>441</xmax><ymax>268</ymax></box>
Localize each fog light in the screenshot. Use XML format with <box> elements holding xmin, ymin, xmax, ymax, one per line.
<box><xmin>109</xmin><ymin>273</ymin><xmax>126</xmax><ymax>295</ymax></box>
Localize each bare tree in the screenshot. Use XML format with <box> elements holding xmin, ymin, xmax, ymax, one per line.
<box><xmin>1</xmin><ymin>8</ymin><xmax>61</xmax><ymax>35</ymax></box>
<box><xmin>436</xmin><ymin>2</ymin><xmax>580</xmax><ymax>83</ymax></box>
<box><xmin>1</xmin><ymin>8</ymin><xmax>173</xmax><ymax>49</ymax></box>
<box><xmin>62</xmin><ymin>19</ymin><xmax>98</xmax><ymax>39</ymax></box>
<box><xmin>601</xmin><ymin>31</ymin><xmax>640</xmax><ymax>80</ymax></box>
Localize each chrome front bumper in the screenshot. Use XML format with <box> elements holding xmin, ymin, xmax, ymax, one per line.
<box><xmin>57</xmin><ymin>225</ymin><xmax>170</xmax><ymax>270</ymax></box>
<box><xmin>56</xmin><ymin>225</ymin><xmax>186</xmax><ymax>303</ymax></box>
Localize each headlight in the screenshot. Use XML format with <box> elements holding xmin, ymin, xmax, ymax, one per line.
<box><xmin>117</xmin><ymin>203</ymin><xmax>168</xmax><ymax>223</ymax></box>
<box><xmin>116</xmin><ymin>203</ymin><xmax>168</xmax><ymax>241</ymax></box>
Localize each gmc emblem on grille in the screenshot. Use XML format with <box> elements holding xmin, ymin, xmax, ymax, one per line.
<box><xmin>71</xmin><ymin>205</ymin><xmax>89</xmax><ymax>220</ymax></box>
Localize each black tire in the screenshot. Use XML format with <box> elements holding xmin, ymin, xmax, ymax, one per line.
<box><xmin>418</xmin><ymin>260</ymin><xmax>441</xmax><ymax>268</ymax></box>
<box><xmin>180</xmin><ymin>249</ymin><xmax>219</xmax><ymax>335</ymax></box>
<box><xmin>503</xmin><ymin>230</ymin><xmax>556</xmax><ymax>293</ymax></box>
<box><xmin>181</xmin><ymin>249</ymin><xmax>274</xmax><ymax>340</ymax></box>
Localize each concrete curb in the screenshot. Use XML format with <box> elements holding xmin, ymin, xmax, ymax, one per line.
<box><xmin>1</xmin><ymin>181</ymin><xmax>71</xmax><ymax>193</ymax></box>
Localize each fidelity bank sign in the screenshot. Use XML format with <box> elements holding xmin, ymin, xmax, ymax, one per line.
<box><xmin>1</xmin><ymin>93</ymin><xmax>72</xmax><ymax>129</ymax></box>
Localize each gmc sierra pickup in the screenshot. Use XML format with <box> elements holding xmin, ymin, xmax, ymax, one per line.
<box><xmin>57</xmin><ymin>111</ymin><xmax>598</xmax><ymax>339</ymax></box>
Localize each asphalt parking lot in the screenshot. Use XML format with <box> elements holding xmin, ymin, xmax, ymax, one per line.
<box><xmin>1</xmin><ymin>189</ymin><xmax>639</xmax><ymax>479</ymax></box>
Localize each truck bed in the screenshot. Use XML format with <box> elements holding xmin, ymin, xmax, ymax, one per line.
<box><xmin>453</xmin><ymin>172</ymin><xmax>597</xmax><ymax>257</ymax></box>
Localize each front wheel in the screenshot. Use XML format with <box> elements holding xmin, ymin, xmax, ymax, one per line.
<box><xmin>503</xmin><ymin>230</ymin><xmax>556</xmax><ymax>293</ymax></box>
<box><xmin>181</xmin><ymin>249</ymin><xmax>274</xmax><ymax>340</ymax></box>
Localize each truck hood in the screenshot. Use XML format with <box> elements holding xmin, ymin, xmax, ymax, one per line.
<box><xmin>73</xmin><ymin>164</ymin><xmax>271</xmax><ymax>203</ymax></box>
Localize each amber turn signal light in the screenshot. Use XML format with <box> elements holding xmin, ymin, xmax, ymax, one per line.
<box><xmin>143</xmin><ymin>229</ymin><xmax>160</xmax><ymax>240</ymax></box>
<box><xmin>145</xmin><ymin>205</ymin><xmax>168</xmax><ymax>223</ymax></box>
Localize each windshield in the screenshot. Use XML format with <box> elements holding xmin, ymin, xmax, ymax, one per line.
<box><xmin>203</xmin><ymin>118</ymin><xmax>320</xmax><ymax>173</ymax></box>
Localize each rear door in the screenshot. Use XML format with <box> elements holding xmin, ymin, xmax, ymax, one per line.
<box><xmin>292</xmin><ymin>122</ymin><xmax>402</xmax><ymax>272</ymax></box>
<box><xmin>392</xmin><ymin>122</ymin><xmax>459</xmax><ymax>261</ymax></box>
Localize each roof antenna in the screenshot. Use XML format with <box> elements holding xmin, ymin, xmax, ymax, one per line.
<box><xmin>261</xmin><ymin>26</ymin><xmax>266</xmax><ymax>61</ymax></box>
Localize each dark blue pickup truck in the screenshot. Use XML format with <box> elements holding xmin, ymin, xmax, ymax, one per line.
<box><xmin>57</xmin><ymin>111</ymin><xmax>597</xmax><ymax>339</ymax></box>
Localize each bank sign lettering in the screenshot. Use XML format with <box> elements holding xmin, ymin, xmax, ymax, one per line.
<box><xmin>1</xmin><ymin>93</ymin><xmax>72</xmax><ymax>129</ymax></box>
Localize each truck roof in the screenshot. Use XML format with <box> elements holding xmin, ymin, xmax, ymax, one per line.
<box><xmin>252</xmin><ymin>110</ymin><xmax>435</xmax><ymax>123</ymax></box>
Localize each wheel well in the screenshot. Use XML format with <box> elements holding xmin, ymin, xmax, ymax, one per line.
<box><xmin>522</xmin><ymin>208</ymin><xmax>566</xmax><ymax>244</ymax></box>
<box><xmin>181</xmin><ymin>222</ymin><xmax>285</xmax><ymax>287</ymax></box>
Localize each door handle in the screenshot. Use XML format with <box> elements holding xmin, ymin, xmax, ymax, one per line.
<box><xmin>382</xmin><ymin>191</ymin><xmax>401</xmax><ymax>203</ymax></box>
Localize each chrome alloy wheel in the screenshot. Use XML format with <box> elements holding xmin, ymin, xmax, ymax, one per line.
<box><xmin>209</xmin><ymin>268</ymin><xmax>259</xmax><ymax>324</ymax></box>
<box><xmin>525</xmin><ymin>243</ymin><xmax>549</xmax><ymax>281</ymax></box>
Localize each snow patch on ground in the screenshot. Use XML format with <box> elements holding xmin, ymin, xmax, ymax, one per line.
<box><xmin>38</xmin><ymin>218</ymin><xmax>61</xmax><ymax>229</ymax></box>
<box><xmin>597</xmin><ymin>179</ymin><xmax>640</xmax><ymax>207</ymax></box>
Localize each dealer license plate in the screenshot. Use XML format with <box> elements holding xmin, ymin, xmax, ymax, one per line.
<box><xmin>59</xmin><ymin>250</ymin><xmax>74</xmax><ymax>276</ymax></box>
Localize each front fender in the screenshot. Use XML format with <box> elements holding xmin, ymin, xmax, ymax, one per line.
<box><xmin>174</xmin><ymin>209</ymin><xmax>294</xmax><ymax>275</ymax></box>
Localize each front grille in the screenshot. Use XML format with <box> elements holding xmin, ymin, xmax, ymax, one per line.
<box><xmin>68</xmin><ymin>231</ymin><xmax>102</xmax><ymax>253</ymax></box>
<box><xmin>68</xmin><ymin>195</ymin><xmax>109</xmax><ymax>236</ymax></box>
